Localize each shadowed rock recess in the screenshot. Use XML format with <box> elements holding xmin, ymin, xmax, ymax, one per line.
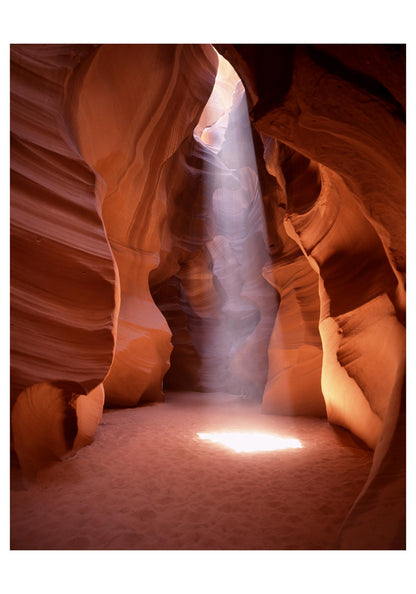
<box><xmin>10</xmin><ymin>44</ymin><xmax>405</xmax><ymax>549</ymax></box>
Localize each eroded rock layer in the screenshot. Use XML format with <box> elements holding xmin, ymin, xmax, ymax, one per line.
<box><xmin>10</xmin><ymin>44</ymin><xmax>219</xmax><ymax>472</ymax></box>
<box><xmin>258</xmin><ymin>135</ymin><xmax>325</xmax><ymax>416</ymax></box>
<box><xmin>10</xmin><ymin>43</ymin><xmax>406</xmax><ymax>549</ymax></box>
<box><xmin>69</xmin><ymin>44</ymin><xmax>219</xmax><ymax>406</ymax></box>
<box><xmin>10</xmin><ymin>45</ymin><xmax>117</xmax><ymax>404</ymax></box>
<box><xmin>216</xmin><ymin>43</ymin><xmax>406</xmax><ymax>548</ymax></box>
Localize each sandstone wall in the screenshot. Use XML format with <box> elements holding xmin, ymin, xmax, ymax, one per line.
<box><xmin>10</xmin><ymin>44</ymin><xmax>406</xmax><ymax>547</ymax></box>
<box><xmin>10</xmin><ymin>44</ymin><xmax>117</xmax><ymax>404</ymax></box>
<box><xmin>70</xmin><ymin>44</ymin><xmax>218</xmax><ymax>406</ymax></box>
<box><xmin>10</xmin><ymin>44</ymin><xmax>218</xmax><ymax>474</ymax></box>
<box><xmin>10</xmin><ymin>45</ymin><xmax>119</xmax><ymax>476</ymax></box>
<box><xmin>216</xmin><ymin>43</ymin><xmax>406</xmax><ymax>548</ymax></box>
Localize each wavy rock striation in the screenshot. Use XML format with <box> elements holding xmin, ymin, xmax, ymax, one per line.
<box><xmin>260</xmin><ymin>136</ymin><xmax>325</xmax><ymax>416</ymax></box>
<box><xmin>68</xmin><ymin>44</ymin><xmax>218</xmax><ymax>406</ymax></box>
<box><xmin>10</xmin><ymin>45</ymin><xmax>118</xmax><ymax>475</ymax></box>
<box><xmin>12</xmin><ymin>381</ymin><xmax>104</xmax><ymax>480</ymax></box>
<box><xmin>10</xmin><ymin>44</ymin><xmax>117</xmax><ymax>404</ymax></box>
<box><xmin>10</xmin><ymin>44</ymin><xmax>218</xmax><ymax>472</ymax></box>
<box><xmin>216</xmin><ymin>43</ymin><xmax>406</xmax><ymax>548</ymax></box>
<box><xmin>10</xmin><ymin>43</ymin><xmax>406</xmax><ymax>548</ymax></box>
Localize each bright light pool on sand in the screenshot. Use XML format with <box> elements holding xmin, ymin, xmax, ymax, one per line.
<box><xmin>197</xmin><ymin>431</ymin><xmax>303</xmax><ymax>453</ymax></box>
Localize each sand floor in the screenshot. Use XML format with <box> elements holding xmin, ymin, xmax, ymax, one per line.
<box><xmin>10</xmin><ymin>391</ymin><xmax>373</xmax><ymax>550</ymax></box>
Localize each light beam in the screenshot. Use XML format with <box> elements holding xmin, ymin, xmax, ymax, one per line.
<box><xmin>191</xmin><ymin>49</ymin><xmax>277</xmax><ymax>397</ymax></box>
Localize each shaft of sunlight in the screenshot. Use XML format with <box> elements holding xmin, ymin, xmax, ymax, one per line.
<box><xmin>192</xmin><ymin>49</ymin><xmax>275</xmax><ymax>397</ymax></box>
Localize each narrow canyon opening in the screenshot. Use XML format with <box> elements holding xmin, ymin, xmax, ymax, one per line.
<box><xmin>154</xmin><ymin>50</ymin><xmax>277</xmax><ymax>401</ymax></box>
<box><xmin>10</xmin><ymin>43</ymin><xmax>406</xmax><ymax>552</ymax></box>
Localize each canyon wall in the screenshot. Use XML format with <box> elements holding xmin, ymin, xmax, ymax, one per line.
<box><xmin>10</xmin><ymin>44</ymin><xmax>406</xmax><ymax>548</ymax></box>
<box><xmin>70</xmin><ymin>44</ymin><xmax>218</xmax><ymax>406</ymax></box>
<box><xmin>216</xmin><ymin>43</ymin><xmax>406</xmax><ymax>548</ymax></box>
<box><xmin>11</xmin><ymin>45</ymin><xmax>117</xmax><ymax>404</ymax></box>
<box><xmin>10</xmin><ymin>45</ymin><xmax>117</xmax><ymax>476</ymax></box>
<box><xmin>10</xmin><ymin>44</ymin><xmax>218</xmax><ymax>475</ymax></box>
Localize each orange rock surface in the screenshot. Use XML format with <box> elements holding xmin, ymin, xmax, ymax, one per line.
<box><xmin>70</xmin><ymin>44</ymin><xmax>218</xmax><ymax>406</ymax></box>
<box><xmin>10</xmin><ymin>45</ymin><xmax>117</xmax><ymax>403</ymax></box>
<box><xmin>10</xmin><ymin>44</ymin><xmax>406</xmax><ymax>548</ymax></box>
<box><xmin>216</xmin><ymin>43</ymin><xmax>406</xmax><ymax>548</ymax></box>
<box><xmin>11</xmin><ymin>44</ymin><xmax>218</xmax><ymax>469</ymax></box>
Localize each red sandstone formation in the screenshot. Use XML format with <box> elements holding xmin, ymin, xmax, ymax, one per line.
<box><xmin>70</xmin><ymin>44</ymin><xmax>218</xmax><ymax>406</ymax></box>
<box><xmin>216</xmin><ymin>43</ymin><xmax>406</xmax><ymax>548</ymax></box>
<box><xmin>10</xmin><ymin>45</ymin><xmax>117</xmax><ymax>403</ymax></box>
<box><xmin>10</xmin><ymin>45</ymin><xmax>118</xmax><ymax>477</ymax></box>
<box><xmin>10</xmin><ymin>43</ymin><xmax>405</xmax><ymax>549</ymax></box>
<box><xmin>11</xmin><ymin>381</ymin><xmax>104</xmax><ymax>480</ymax></box>
<box><xmin>11</xmin><ymin>44</ymin><xmax>219</xmax><ymax>474</ymax></box>
<box><xmin>259</xmin><ymin>137</ymin><xmax>325</xmax><ymax>416</ymax></box>
<box><xmin>261</xmin><ymin>222</ymin><xmax>325</xmax><ymax>417</ymax></box>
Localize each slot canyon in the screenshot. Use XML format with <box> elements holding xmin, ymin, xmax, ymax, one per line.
<box><xmin>10</xmin><ymin>43</ymin><xmax>406</xmax><ymax>551</ymax></box>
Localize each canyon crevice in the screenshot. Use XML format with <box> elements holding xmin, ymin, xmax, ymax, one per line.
<box><xmin>10</xmin><ymin>43</ymin><xmax>406</xmax><ymax>549</ymax></box>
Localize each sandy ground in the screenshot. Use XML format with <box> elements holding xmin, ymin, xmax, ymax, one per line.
<box><xmin>10</xmin><ymin>391</ymin><xmax>373</xmax><ymax>550</ymax></box>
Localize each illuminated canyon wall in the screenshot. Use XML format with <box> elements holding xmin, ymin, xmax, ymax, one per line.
<box><xmin>10</xmin><ymin>44</ymin><xmax>405</xmax><ymax>548</ymax></box>
<box><xmin>11</xmin><ymin>44</ymin><xmax>219</xmax><ymax>472</ymax></box>
<box><xmin>216</xmin><ymin>43</ymin><xmax>406</xmax><ymax>548</ymax></box>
